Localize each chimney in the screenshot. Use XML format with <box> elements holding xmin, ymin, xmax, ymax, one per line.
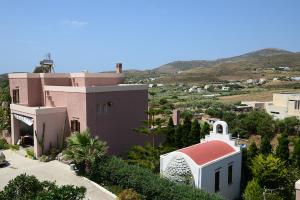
<box><xmin>172</xmin><ymin>109</ymin><xmax>180</xmax><ymax>126</ymax></box>
<box><xmin>116</xmin><ymin>63</ymin><xmax>122</xmax><ymax>74</ymax></box>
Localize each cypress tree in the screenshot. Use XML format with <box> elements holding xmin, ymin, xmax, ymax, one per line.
<box><xmin>201</xmin><ymin>122</ymin><xmax>210</xmax><ymax>138</ymax></box>
<box><xmin>248</xmin><ymin>142</ymin><xmax>258</xmax><ymax>159</ymax></box>
<box><xmin>276</xmin><ymin>132</ymin><xmax>289</xmax><ymax>162</ymax></box>
<box><xmin>181</xmin><ymin>116</ymin><xmax>192</xmax><ymax>147</ymax></box>
<box><xmin>260</xmin><ymin>135</ymin><xmax>272</xmax><ymax>155</ymax></box>
<box><xmin>165</xmin><ymin>117</ymin><xmax>175</xmax><ymax>146</ymax></box>
<box><xmin>190</xmin><ymin>119</ymin><xmax>201</xmax><ymax>145</ymax></box>
<box><xmin>174</xmin><ymin>124</ymin><xmax>184</xmax><ymax>148</ymax></box>
<box><xmin>293</xmin><ymin>136</ymin><xmax>300</xmax><ymax>168</ymax></box>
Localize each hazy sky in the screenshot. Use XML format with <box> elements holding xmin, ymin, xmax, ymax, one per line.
<box><xmin>0</xmin><ymin>0</ymin><xmax>299</xmax><ymax>73</ymax></box>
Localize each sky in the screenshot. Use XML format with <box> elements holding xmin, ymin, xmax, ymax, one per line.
<box><xmin>0</xmin><ymin>0</ymin><xmax>299</xmax><ymax>73</ymax></box>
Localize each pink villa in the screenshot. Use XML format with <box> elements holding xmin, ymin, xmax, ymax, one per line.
<box><xmin>8</xmin><ymin>64</ymin><xmax>149</xmax><ymax>157</ymax></box>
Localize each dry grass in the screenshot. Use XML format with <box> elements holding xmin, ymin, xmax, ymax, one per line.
<box><xmin>218</xmin><ymin>89</ymin><xmax>300</xmax><ymax>104</ymax></box>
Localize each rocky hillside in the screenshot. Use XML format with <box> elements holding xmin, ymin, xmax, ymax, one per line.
<box><xmin>153</xmin><ymin>48</ymin><xmax>300</xmax><ymax>83</ymax></box>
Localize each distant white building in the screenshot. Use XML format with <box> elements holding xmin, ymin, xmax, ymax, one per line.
<box><xmin>265</xmin><ymin>93</ymin><xmax>300</xmax><ymax>119</ymax></box>
<box><xmin>246</xmin><ymin>79</ymin><xmax>255</xmax><ymax>84</ymax></box>
<box><xmin>204</xmin><ymin>84</ymin><xmax>211</xmax><ymax>90</ymax></box>
<box><xmin>243</xmin><ymin>92</ymin><xmax>300</xmax><ymax>119</ymax></box>
<box><xmin>259</xmin><ymin>78</ymin><xmax>266</xmax><ymax>84</ymax></box>
<box><xmin>160</xmin><ymin>121</ymin><xmax>242</xmax><ymax>200</ymax></box>
<box><xmin>221</xmin><ymin>86</ymin><xmax>230</xmax><ymax>91</ymax></box>
<box><xmin>203</xmin><ymin>94</ymin><xmax>220</xmax><ymax>98</ymax></box>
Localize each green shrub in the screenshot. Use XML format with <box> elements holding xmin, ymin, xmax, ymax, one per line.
<box><xmin>118</xmin><ymin>189</ymin><xmax>141</xmax><ymax>200</ymax></box>
<box><xmin>39</xmin><ymin>155</ymin><xmax>49</xmax><ymax>162</ymax></box>
<box><xmin>0</xmin><ymin>138</ymin><xmax>9</xmax><ymax>150</ymax></box>
<box><xmin>26</xmin><ymin>149</ymin><xmax>35</xmax><ymax>159</ymax></box>
<box><xmin>9</xmin><ymin>144</ymin><xmax>19</xmax><ymax>151</ymax></box>
<box><xmin>90</xmin><ymin>156</ymin><xmax>222</xmax><ymax>200</ymax></box>
<box><xmin>0</xmin><ymin>174</ymin><xmax>86</xmax><ymax>200</ymax></box>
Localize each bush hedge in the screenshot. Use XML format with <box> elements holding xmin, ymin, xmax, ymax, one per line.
<box><xmin>89</xmin><ymin>156</ymin><xmax>222</xmax><ymax>200</ymax></box>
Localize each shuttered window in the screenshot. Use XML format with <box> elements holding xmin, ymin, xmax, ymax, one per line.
<box><xmin>71</xmin><ymin>120</ymin><xmax>80</xmax><ymax>132</ymax></box>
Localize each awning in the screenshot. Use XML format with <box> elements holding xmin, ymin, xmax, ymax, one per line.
<box><xmin>14</xmin><ymin>114</ymin><xmax>33</xmax><ymax>126</ymax></box>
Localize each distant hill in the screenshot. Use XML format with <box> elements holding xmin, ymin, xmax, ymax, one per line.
<box><xmin>152</xmin><ymin>48</ymin><xmax>300</xmax><ymax>83</ymax></box>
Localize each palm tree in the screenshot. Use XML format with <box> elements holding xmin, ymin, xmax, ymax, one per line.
<box><xmin>63</xmin><ymin>129</ymin><xmax>108</xmax><ymax>174</ymax></box>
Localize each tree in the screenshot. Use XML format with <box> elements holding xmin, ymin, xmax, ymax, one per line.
<box><xmin>174</xmin><ymin>124</ymin><xmax>184</xmax><ymax>148</ymax></box>
<box><xmin>63</xmin><ymin>129</ymin><xmax>108</xmax><ymax>174</ymax></box>
<box><xmin>243</xmin><ymin>179</ymin><xmax>263</xmax><ymax>200</ymax></box>
<box><xmin>201</xmin><ymin>122</ymin><xmax>210</xmax><ymax>138</ymax></box>
<box><xmin>260</xmin><ymin>135</ymin><xmax>272</xmax><ymax>155</ymax></box>
<box><xmin>257</xmin><ymin>116</ymin><xmax>275</xmax><ymax>138</ymax></box>
<box><xmin>0</xmin><ymin>107</ymin><xmax>10</xmax><ymax>131</ymax></box>
<box><xmin>0</xmin><ymin>85</ymin><xmax>11</xmax><ymax>103</ymax></box>
<box><xmin>190</xmin><ymin>119</ymin><xmax>201</xmax><ymax>144</ymax></box>
<box><xmin>135</xmin><ymin>108</ymin><xmax>165</xmax><ymax>147</ymax></box>
<box><xmin>277</xmin><ymin>117</ymin><xmax>299</xmax><ymax>135</ymax></box>
<box><xmin>181</xmin><ymin>116</ymin><xmax>192</xmax><ymax>147</ymax></box>
<box><xmin>127</xmin><ymin>143</ymin><xmax>174</xmax><ymax>172</ymax></box>
<box><xmin>276</xmin><ymin>133</ymin><xmax>289</xmax><ymax>162</ymax></box>
<box><xmin>251</xmin><ymin>154</ymin><xmax>287</xmax><ymax>190</ymax></box>
<box><xmin>0</xmin><ymin>174</ymin><xmax>86</xmax><ymax>200</ymax></box>
<box><xmin>248</xmin><ymin>142</ymin><xmax>258</xmax><ymax>159</ymax></box>
<box><xmin>165</xmin><ymin>117</ymin><xmax>175</xmax><ymax>146</ymax></box>
<box><xmin>293</xmin><ymin>136</ymin><xmax>300</xmax><ymax>168</ymax></box>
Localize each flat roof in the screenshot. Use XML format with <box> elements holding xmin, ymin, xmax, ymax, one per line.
<box><xmin>8</xmin><ymin>72</ymin><xmax>124</xmax><ymax>79</ymax></box>
<box><xmin>44</xmin><ymin>84</ymin><xmax>148</xmax><ymax>93</ymax></box>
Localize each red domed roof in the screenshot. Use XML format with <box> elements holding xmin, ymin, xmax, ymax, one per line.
<box><xmin>179</xmin><ymin>140</ymin><xmax>236</xmax><ymax>165</ymax></box>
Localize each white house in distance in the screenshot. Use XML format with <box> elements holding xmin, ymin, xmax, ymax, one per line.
<box><xmin>160</xmin><ymin>121</ymin><xmax>242</xmax><ymax>200</ymax></box>
<box><xmin>242</xmin><ymin>92</ymin><xmax>300</xmax><ymax>119</ymax></box>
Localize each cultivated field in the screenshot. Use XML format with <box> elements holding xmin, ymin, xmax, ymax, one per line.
<box><xmin>218</xmin><ymin>89</ymin><xmax>300</xmax><ymax>104</ymax></box>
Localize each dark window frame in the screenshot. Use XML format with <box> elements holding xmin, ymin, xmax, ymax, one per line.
<box><xmin>71</xmin><ymin>119</ymin><xmax>80</xmax><ymax>132</ymax></box>
<box><xmin>12</xmin><ymin>89</ymin><xmax>20</xmax><ymax>104</ymax></box>
<box><xmin>228</xmin><ymin>165</ymin><xmax>233</xmax><ymax>185</ymax></box>
<box><xmin>215</xmin><ymin>171</ymin><xmax>220</xmax><ymax>192</ymax></box>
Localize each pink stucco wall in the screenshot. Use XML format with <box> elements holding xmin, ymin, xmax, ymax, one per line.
<box><xmin>27</xmin><ymin>78</ymin><xmax>43</xmax><ymax>106</ymax></box>
<box><xmin>86</xmin><ymin>90</ymin><xmax>149</xmax><ymax>155</ymax></box>
<box><xmin>43</xmin><ymin>77</ymin><xmax>71</xmax><ymax>86</ymax></box>
<box><xmin>9</xmin><ymin>78</ymin><xmax>29</xmax><ymax>106</ymax></box>
<box><xmin>34</xmin><ymin>111</ymin><xmax>66</xmax><ymax>156</ymax></box>
<box><xmin>84</xmin><ymin>77</ymin><xmax>124</xmax><ymax>86</ymax></box>
<box><xmin>44</xmin><ymin>91</ymin><xmax>88</xmax><ymax>132</ymax></box>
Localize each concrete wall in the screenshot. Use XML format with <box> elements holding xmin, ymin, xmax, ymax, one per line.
<box><xmin>273</xmin><ymin>93</ymin><xmax>290</xmax><ymax>107</ymax></box>
<box><xmin>86</xmin><ymin>89</ymin><xmax>149</xmax><ymax>155</ymax></box>
<box><xmin>200</xmin><ymin>152</ymin><xmax>242</xmax><ymax>200</ymax></box>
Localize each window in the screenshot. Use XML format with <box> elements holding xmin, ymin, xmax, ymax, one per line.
<box><xmin>12</xmin><ymin>89</ymin><xmax>20</xmax><ymax>104</ymax></box>
<box><xmin>215</xmin><ymin>171</ymin><xmax>220</xmax><ymax>192</ymax></box>
<box><xmin>71</xmin><ymin>120</ymin><xmax>80</xmax><ymax>132</ymax></box>
<box><xmin>97</xmin><ymin>102</ymin><xmax>113</xmax><ymax>114</ymax></box>
<box><xmin>294</xmin><ymin>100</ymin><xmax>300</xmax><ymax>110</ymax></box>
<box><xmin>228</xmin><ymin>165</ymin><xmax>233</xmax><ymax>185</ymax></box>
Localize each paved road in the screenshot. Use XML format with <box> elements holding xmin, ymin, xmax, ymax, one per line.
<box><xmin>0</xmin><ymin>150</ymin><xmax>116</xmax><ymax>200</ymax></box>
